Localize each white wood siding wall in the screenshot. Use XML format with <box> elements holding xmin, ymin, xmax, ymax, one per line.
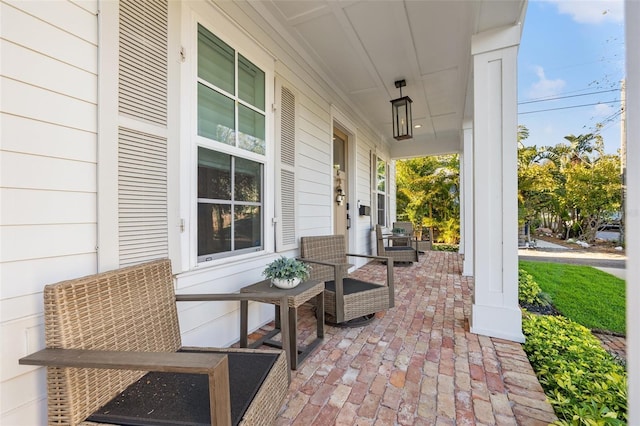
<box><xmin>0</xmin><ymin>1</ymin><xmax>99</xmax><ymax>424</ymax></box>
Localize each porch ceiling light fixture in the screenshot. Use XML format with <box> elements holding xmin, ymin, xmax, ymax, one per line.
<box><xmin>390</xmin><ymin>79</ymin><xmax>413</xmax><ymax>140</ymax></box>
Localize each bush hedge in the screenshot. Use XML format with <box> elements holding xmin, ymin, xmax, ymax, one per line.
<box><xmin>522</xmin><ymin>312</ymin><xmax>627</xmax><ymax>425</ymax></box>
<box><xmin>518</xmin><ymin>269</ymin><xmax>551</xmax><ymax>307</ymax></box>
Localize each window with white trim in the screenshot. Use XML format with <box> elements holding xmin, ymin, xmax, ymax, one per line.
<box><xmin>195</xmin><ymin>23</ymin><xmax>267</xmax><ymax>262</ymax></box>
<box><xmin>376</xmin><ymin>157</ymin><xmax>388</xmax><ymax>226</ymax></box>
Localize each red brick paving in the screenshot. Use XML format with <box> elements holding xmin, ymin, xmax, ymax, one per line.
<box><xmin>594</xmin><ymin>332</ymin><xmax>626</xmax><ymax>362</ymax></box>
<box><xmin>254</xmin><ymin>251</ymin><xmax>558</xmax><ymax>425</ymax></box>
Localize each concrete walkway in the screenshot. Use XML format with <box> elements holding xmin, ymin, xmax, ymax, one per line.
<box><xmin>248</xmin><ymin>251</ymin><xmax>557</xmax><ymax>425</ymax></box>
<box><xmin>519</xmin><ymin>239</ymin><xmax>626</xmax><ymax>278</ymax></box>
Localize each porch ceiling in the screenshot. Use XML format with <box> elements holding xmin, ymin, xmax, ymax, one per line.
<box><xmin>249</xmin><ymin>0</ymin><xmax>526</xmax><ymax>152</ymax></box>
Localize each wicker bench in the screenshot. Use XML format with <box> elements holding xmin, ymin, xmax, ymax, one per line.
<box><xmin>19</xmin><ymin>259</ymin><xmax>289</xmax><ymax>426</ymax></box>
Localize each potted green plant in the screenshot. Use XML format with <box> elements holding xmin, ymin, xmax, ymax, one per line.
<box><xmin>262</xmin><ymin>256</ymin><xmax>311</xmax><ymax>289</ymax></box>
<box><xmin>392</xmin><ymin>227</ymin><xmax>406</xmax><ymax>236</ymax></box>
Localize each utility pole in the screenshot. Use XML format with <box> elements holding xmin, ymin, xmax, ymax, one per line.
<box><xmin>620</xmin><ymin>79</ymin><xmax>626</xmax><ymax>245</ymax></box>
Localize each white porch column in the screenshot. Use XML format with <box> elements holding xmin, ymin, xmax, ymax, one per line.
<box><xmin>625</xmin><ymin>0</ymin><xmax>639</xmax><ymax>422</ymax></box>
<box><xmin>461</xmin><ymin>122</ymin><xmax>474</xmax><ymax>276</ymax></box>
<box><xmin>470</xmin><ymin>25</ymin><xmax>524</xmax><ymax>342</ymax></box>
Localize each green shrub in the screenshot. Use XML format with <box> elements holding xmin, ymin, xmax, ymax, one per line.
<box><xmin>522</xmin><ymin>313</ymin><xmax>627</xmax><ymax>424</ymax></box>
<box><xmin>432</xmin><ymin>243</ymin><xmax>459</xmax><ymax>252</ymax></box>
<box><xmin>518</xmin><ymin>269</ymin><xmax>551</xmax><ymax>307</ymax></box>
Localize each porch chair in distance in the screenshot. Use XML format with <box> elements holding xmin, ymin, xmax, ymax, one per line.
<box><xmin>299</xmin><ymin>234</ymin><xmax>394</xmax><ymax>325</ymax></box>
<box><xmin>392</xmin><ymin>221</ymin><xmax>414</xmax><ymax>247</ymax></box>
<box><xmin>376</xmin><ymin>224</ymin><xmax>419</xmax><ymax>263</ymax></box>
<box><xmin>19</xmin><ymin>258</ymin><xmax>289</xmax><ymax>426</ymax></box>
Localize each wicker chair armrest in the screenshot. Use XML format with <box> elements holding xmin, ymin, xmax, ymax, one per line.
<box><xmin>345</xmin><ymin>252</ymin><xmax>393</xmax><ymax>263</ymax></box>
<box><xmin>296</xmin><ymin>257</ymin><xmax>352</xmax><ymax>268</ymax></box>
<box><xmin>176</xmin><ymin>292</ymin><xmax>287</xmax><ymax>304</ymax></box>
<box><xmin>20</xmin><ymin>348</ymin><xmax>232</xmax><ymax>425</ymax></box>
<box><xmin>19</xmin><ymin>347</ymin><xmax>228</xmax><ymax>374</ymax></box>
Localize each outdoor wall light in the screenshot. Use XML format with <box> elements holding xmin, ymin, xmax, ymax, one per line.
<box><xmin>336</xmin><ymin>185</ymin><xmax>346</xmax><ymax>205</ymax></box>
<box><xmin>390</xmin><ymin>79</ymin><xmax>413</xmax><ymax>140</ymax></box>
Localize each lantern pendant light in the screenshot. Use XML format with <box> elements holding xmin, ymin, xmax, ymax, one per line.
<box><xmin>390</xmin><ymin>79</ymin><xmax>413</xmax><ymax>140</ymax></box>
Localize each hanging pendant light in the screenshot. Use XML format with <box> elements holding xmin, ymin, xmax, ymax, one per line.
<box><xmin>390</xmin><ymin>79</ymin><xmax>413</xmax><ymax>140</ymax></box>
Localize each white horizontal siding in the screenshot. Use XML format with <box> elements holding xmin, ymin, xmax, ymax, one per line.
<box><xmin>1</xmin><ymin>189</ymin><xmax>96</xmax><ymax>225</ymax></box>
<box><xmin>1</xmin><ymin>151</ymin><xmax>96</xmax><ymax>192</ymax></box>
<box><xmin>1</xmin><ymin>315</ymin><xmax>45</xmax><ymax>381</ymax></box>
<box><xmin>0</xmin><ymin>2</ymin><xmax>97</xmax><ymax>73</ymax></box>
<box><xmin>1</xmin><ymin>78</ymin><xmax>96</xmax><ymax>132</ymax></box>
<box><xmin>1</xmin><ymin>115</ymin><xmax>96</xmax><ymax>162</ymax></box>
<box><xmin>1</xmin><ymin>224</ymin><xmax>96</xmax><ymax>262</ymax></box>
<box><xmin>3</xmin><ymin>0</ymin><xmax>97</xmax><ymax>44</ymax></box>
<box><xmin>1</xmin><ymin>355</ymin><xmax>47</xmax><ymax>424</ymax></box>
<box><xmin>70</xmin><ymin>0</ymin><xmax>98</xmax><ymax>15</ymax></box>
<box><xmin>0</xmin><ymin>254</ymin><xmax>97</xmax><ymax>301</ymax></box>
<box><xmin>1</xmin><ymin>5</ymin><xmax>98</xmax><ymax>420</ymax></box>
<box><xmin>1</xmin><ymin>40</ymin><xmax>98</xmax><ymax>104</ymax></box>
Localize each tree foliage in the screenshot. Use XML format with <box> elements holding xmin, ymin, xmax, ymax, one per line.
<box><xmin>517</xmin><ymin>126</ymin><xmax>622</xmax><ymax>242</ymax></box>
<box><xmin>396</xmin><ymin>155</ymin><xmax>460</xmax><ymax>243</ymax></box>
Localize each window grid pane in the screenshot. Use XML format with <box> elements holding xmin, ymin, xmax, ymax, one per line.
<box><xmin>377</xmin><ymin>193</ymin><xmax>386</xmax><ymax>226</ymax></box>
<box><xmin>238</xmin><ymin>54</ymin><xmax>265</xmax><ymax>110</ymax></box>
<box><xmin>238</xmin><ymin>104</ymin><xmax>265</xmax><ymax>154</ymax></box>
<box><xmin>377</xmin><ymin>158</ymin><xmax>386</xmax><ymax>192</ymax></box>
<box><xmin>234</xmin><ymin>157</ymin><xmax>262</xmax><ymax>202</ymax></box>
<box><xmin>198</xmin><ymin>83</ymin><xmax>235</xmax><ymax>145</ymax></box>
<box><xmin>234</xmin><ymin>205</ymin><xmax>261</xmax><ymax>250</ymax></box>
<box><xmin>198</xmin><ymin>24</ymin><xmax>234</xmax><ymax>95</ymax></box>
<box><xmin>198</xmin><ymin>203</ymin><xmax>232</xmax><ymax>258</ymax></box>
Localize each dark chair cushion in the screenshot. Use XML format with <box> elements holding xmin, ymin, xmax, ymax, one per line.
<box><xmin>325</xmin><ymin>278</ymin><xmax>383</xmax><ymax>295</ymax></box>
<box><xmin>86</xmin><ymin>351</ymin><xmax>277</xmax><ymax>426</ymax></box>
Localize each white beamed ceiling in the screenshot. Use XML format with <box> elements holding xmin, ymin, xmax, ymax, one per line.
<box><xmin>253</xmin><ymin>0</ymin><xmax>526</xmax><ymax>149</ymax></box>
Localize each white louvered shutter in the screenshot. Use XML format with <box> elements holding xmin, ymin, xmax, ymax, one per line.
<box><xmin>275</xmin><ymin>81</ymin><xmax>297</xmax><ymax>251</ymax></box>
<box><xmin>117</xmin><ymin>0</ymin><xmax>169</xmax><ymax>266</ymax></box>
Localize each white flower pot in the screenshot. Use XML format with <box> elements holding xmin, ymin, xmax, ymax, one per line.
<box><xmin>271</xmin><ymin>277</ymin><xmax>301</xmax><ymax>289</ymax></box>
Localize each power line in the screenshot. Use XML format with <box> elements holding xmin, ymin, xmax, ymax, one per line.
<box><xmin>518</xmin><ymin>89</ymin><xmax>619</xmax><ymax>105</ymax></box>
<box><xmin>518</xmin><ymin>100</ymin><xmax>621</xmax><ymax>115</ymax></box>
<box><xmin>522</xmin><ymin>83</ymin><xmax>623</xmax><ymax>103</ymax></box>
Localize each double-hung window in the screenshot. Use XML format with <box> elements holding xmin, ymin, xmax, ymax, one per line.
<box><xmin>376</xmin><ymin>157</ymin><xmax>388</xmax><ymax>226</ymax></box>
<box><xmin>196</xmin><ymin>24</ymin><xmax>267</xmax><ymax>262</ymax></box>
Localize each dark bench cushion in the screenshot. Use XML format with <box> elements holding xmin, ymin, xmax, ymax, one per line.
<box><xmin>86</xmin><ymin>351</ymin><xmax>277</xmax><ymax>426</ymax></box>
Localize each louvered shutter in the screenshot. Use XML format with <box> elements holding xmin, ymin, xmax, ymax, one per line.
<box><xmin>275</xmin><ymin>80</ymin><xmax>297</xmax><ymax>251</ymax></box>
<box><xmin>117</xmin><ymin>0</ymin><xmax>169</xmax><ymax>266</ymax></box>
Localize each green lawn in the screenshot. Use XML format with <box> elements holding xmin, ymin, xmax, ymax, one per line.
<box><xmin>519</xmin><ymin>260</ymin><xmax>626</xmax><ymax>335</ymax></box>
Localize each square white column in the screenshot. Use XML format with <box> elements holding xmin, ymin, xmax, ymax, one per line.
<box><xmin>470</xmin><ymin>27</ymin><xmax>524</xmax><ymax>342</ymax></box>
<box><xmin>461</xmin><ymin>124</ymin><xmax>474</xmax><ymax>276</ymax></box>
<box><xmin>625</xmin><ymin>0</ymin><xmax>639</xmax><ymax>422</ymax></box>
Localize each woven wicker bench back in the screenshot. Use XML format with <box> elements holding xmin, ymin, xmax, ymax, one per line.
<box><xmin>300</xmin><ymin>235</ymin><xmax>347</xmax><ymax>282</ymax></box>
<box><xmin>43</xmin><ymin>258</ymin><xmax>180</xmax><ymax>425</ymax></box>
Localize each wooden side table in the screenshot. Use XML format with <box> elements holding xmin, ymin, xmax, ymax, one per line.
<box><xmin>240</xmin><ymin>279</ymin><xmax>324</xmax><ymax>370</ymax></box>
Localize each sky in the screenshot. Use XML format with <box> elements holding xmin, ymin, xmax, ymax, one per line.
<box><xmin>517</xmin><ymin>0</ymin><xmax>625</xmax><ymax>154</ymax></box>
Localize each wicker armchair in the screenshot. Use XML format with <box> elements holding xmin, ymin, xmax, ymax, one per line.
<box><xmin>19</xmin><ymin>259</ymin><xmax>288</xmax><ymax>426</ymax></box>
<box><xmin>392</xmin><ymin>221</ymin><xmax>414</xmax><ymax>246</ymax></box>
<box><xmin>376</xmin><ymin>225</ymin><xmax>419</xmax><ymax>263</ymax></box>
<box><xmin>300</xmin><ymin>235</ymin><xmax>394</xmax><ymax>324</ymax></box>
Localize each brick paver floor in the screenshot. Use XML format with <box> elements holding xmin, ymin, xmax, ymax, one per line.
<box><xmin>595</xmin><ymin>332</ymin><xmax>627</xmax><ymax>362</ymax></box>
<box><xmin>250</xmin><ymin>251</ymin><xmax>558</xmax><ymax>425</ymax></box>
